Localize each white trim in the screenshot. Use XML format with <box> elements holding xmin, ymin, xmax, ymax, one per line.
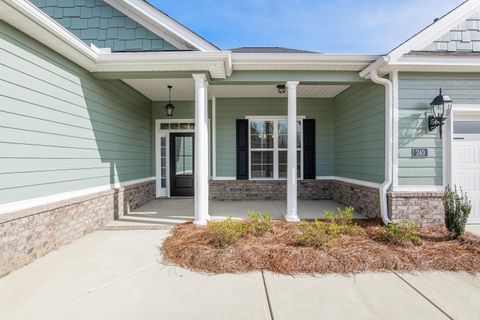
<box><xmin>390</xmin><ymin>71</ymin><xmax>399</xmax><ymax>189</ymax></box>
<box><xmin>245</xmin><ymin>116</ymin><xmax>306</xmax><ymax>120</ymax></box>
<box><xmin>387</xmin><ymin>0</ymin><xmax>480</xmax><ymax>62</ymax></box>
<box><xmin>212</xmin><ymin>95</ymin><xmax>217</xmax><ymax>179</ymax></box>
<box><xmin>392</xmin><ymin>186</ymin><xmax>445</xmax><ymax>192</ymax></box>
<box><xmin>316</xmin><ymin>176</ymin><xmax>382</xmax><ymax>190</ymax></box>
<box><xmin>0</xmin><ymin>177</ymin><xmax>155</xmax><ymax>216</ymax></box>
<box><xmin>232</xmin><ymin>53</ymin><xmax>378</xmax><ymax>72</ymax></box>
<box><xmin>103</xmin><ymin>0</ymin><xmax>218</xmax><ymax>52</ymax></box>
<box><xmin>212</xmin><ymin>177</ymin><xmax>237</xmax><ymax>181</ymax></box>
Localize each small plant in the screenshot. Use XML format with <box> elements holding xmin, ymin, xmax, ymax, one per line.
<box><xmin>323</xmin><ymin>207</ymin><xmax>361</xmax><ymax>235</ymax></box>
<box><xmin>247</xmin><ymin>211</ymin><xmax>273</xmax><ymax>236</ymax></box>
<box><xmin>296</xmin><ymin>220</ymin><xmax>338</xmax><ymax>249</ymax></box>
<box><xmin>208</xmin><ymin>217</ymin><xmax>248</xmax><ymax>248</ymax></box>
<box><xmin>382</xmin><ymin>221</ymin><xmax>422</xmax><ymax>246</ymax></box>
<box><xmin>443</xmin><ymin>185</ymin><xmax>472</xmax><ymax>239</ymax></box>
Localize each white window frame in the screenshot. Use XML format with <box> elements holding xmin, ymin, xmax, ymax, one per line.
<box><xmin>246</xmin><ymin>116</ymin><xmax>305</xmax><ymax>181</ymax></box>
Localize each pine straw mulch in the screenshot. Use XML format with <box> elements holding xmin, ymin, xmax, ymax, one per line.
<box><xmin>161</xmin><ymin>219</ymin><xmax>480</xmax><ymax>275</ymax></box>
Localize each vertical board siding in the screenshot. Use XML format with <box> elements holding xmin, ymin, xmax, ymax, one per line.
<box><xmin>398</xmin><ymin>72</ymin><xmax>480</xmax><ymax>186</ymax></box>
<box><xmin>333</xmin><ymin>85</ymin><xmax>385</xmax><ymax>184</ymax></box>
<box><xmin>30</xmin><ymin>0</ymin><xmax>177</xmax><ymax>52</ymax></box>
<box><xmin>0</xmin><ymin>21</ymin><xmax>153</xmax><ymax>205</ymax></box>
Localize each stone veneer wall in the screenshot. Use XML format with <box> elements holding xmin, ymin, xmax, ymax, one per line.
<box><xmin>0</xmin><ymin>180</ymin><xmax>155</xmax><ymax>277</ymax></box>
<box><xmin>329</xmin><ymin>181</ymin><xmax>381</xmax><ymax>219</ymax></box>
<box><xmin>209</xmin><ymin>180</ymin><xmax>381</xmax><ymax>218</ymax></box>
<box><xmin>388</xmin><ymin>192</ymin><xmax>444</xmax><ymax>227</ymax></box>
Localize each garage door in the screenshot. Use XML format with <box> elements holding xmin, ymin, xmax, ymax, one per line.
<box><xmin>453</xmin><ymin>120</ymin><xmax>480</xmax><ymax>224</ymax></box>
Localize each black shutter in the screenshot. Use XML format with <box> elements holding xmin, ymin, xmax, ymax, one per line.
<box><xmin>303</xmin><ymin>119</ymin><xmax>316</xmax><ymax>179</ymax></box>
<box><xmin>236</xmin><ymin>119</ymin><xmax>249</xmax><ymax>180</ymax></box>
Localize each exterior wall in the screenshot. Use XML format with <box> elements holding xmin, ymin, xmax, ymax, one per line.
<box><xmin>214</xmin><ymin>98</ymin><xmax>334</xmax><ymax>178</ymax></box>
<box><xmin>388</xmin><ymin>192</ymin><xmax>444</xmax><ymax>227</ymax></box>
<box><xmin>333</xmin><ymin>84</ymin><xmax>385</xmax><ymax>184</ymax></box>
<box><xmin>209</xmin><ymin>180</ymin><xmax>331</xmax><ymax>201</ymax></box>
<box><xmin>398</xmin><ymin>72</ymin><xmax>480</xmax><ymax>186</ymax></box>
<box><xmin>421</xmin><ymin>12</ymin><xmax>480</xmax><ymax>52</ymax></box>
<box><xmin>210</xmin><ymin>179</ymin><xmax>380</xmax><ymax>218</ymax></box>
<box><xmin>30</xmin><ymin>0</ymin><xmax>176</xmax><ymax>52</ymax></box>
<box><xmin>0</xmin><ymin>180</ymin><xmax>155</xmax><ymax>277</ymax></box>
<box><xmin>0</xmin><ymin>20</ymin><xmax>154</xmax><ymax>205</ymax></box>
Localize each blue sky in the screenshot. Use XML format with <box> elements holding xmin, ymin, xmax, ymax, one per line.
<box><xmin>149</xmin><ymin>0</ymin><xmax>465</xmax><ymax>54</ymax></box>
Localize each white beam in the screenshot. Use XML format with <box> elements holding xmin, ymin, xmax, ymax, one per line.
<box><xmin>193</xmin><ymin>74</ymin><xmax>210</xmax><ymax>226</ymax></box>
<box><xmin>286</xmin><ymin>81</ymin><xmax>300</xmax><ymax>222</ymax></box>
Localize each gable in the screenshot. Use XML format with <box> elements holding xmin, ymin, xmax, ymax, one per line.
<box><xmin>420</xmin><ymin>12</ymin><xmax>480</xmax><ymax>53</ymax></box>
<box><xmin>30</xmin><ymin>0</ymin><xmax>178</xmax><ymax>52</ymax></box>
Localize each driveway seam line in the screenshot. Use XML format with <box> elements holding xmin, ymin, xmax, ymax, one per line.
<box><xmin>393</xmin><ymin>272</ymin><xmax>454</xmax><ymax>320</ymax></box>
<box><xmin>261</xmin><ymin>271</ymin><xmax>275</xmax><ymax>320</ymax></box>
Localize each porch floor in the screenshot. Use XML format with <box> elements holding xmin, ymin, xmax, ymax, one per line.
<box><xmin>112</xmin><ymin>199</ymin><xmax>367</xmax><ymax>227</ymax></box>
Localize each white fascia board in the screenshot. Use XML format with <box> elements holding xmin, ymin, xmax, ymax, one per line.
<box><xmin>380</xmin><ymin>55</ymin><xmax>480</xmax><ymax>73</ymax></box>
<box><xmin>359</xmin><ymin>56</ymin><xmax>388</xmax><ymax>78</ymax></box>
<box><xmin>387</xmin><ymin>0</ymin><xmax>480</xmax><ymax>63</ymax></box>
<box><xmin>95</xmin><ymin>51</ymin><xmax>231</xmax><ymax>78</ymax></box>
<box><xmin>0</xmin><ymin>0</ymin><xmax>98</xmax><ymax>71</ymax></box>
<box><xmin>232</xmin><ymin>53</ymin><xmax>378</xmax><ymax>71</ymax></box>
<box><xmin>103</xmin><ymin>0</ymin><xmax>219</xmax><ymax>52</ymax></box>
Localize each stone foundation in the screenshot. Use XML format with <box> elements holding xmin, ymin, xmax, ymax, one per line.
<box><xmin>209</xmin><ymin>180</ymin><xmax>331</xmax><ymax>201</ymax></box>
<box><xmin>329</xmin><ymin>181</ymin><xmax>381</xmax><ymax>218</ymax></box>
<box><xmin>388</xmin><ymin>192</ymin><xmax>444</xmax><ymax>227</ymax></box>
<box><xmin>209</xmin><ymin>179</ymin><xmax>380</xmax><ymax>218</ymax></box>
<box><xmin>0</xmin><ymin>180</ymin><xmax>155</xmax><ymax>277</ymax></box>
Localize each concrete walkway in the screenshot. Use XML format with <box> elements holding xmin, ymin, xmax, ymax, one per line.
<box><xmin>1</xmin><ymin>227</ymin><xmax>479</xmax><ymax>320</ymax></box>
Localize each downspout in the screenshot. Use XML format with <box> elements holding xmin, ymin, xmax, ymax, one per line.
<box><xmin>368</xmin><ymin>69</ymin><xmax>393</xmax><ymax>225</ymax></box>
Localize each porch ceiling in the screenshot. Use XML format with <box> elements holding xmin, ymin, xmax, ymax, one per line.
<box><xmin>123</xmin><ymin>78</ymin><xmax>350</xmax><ymax>101</ymax></box>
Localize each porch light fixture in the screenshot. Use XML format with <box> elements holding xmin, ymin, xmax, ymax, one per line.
<box><xmin>276</xmin><ymin>84</ymin><xmax>286</xmax><ymax>94</ymax></box>
<box><xmin>428</xmin><ymin>88</ymin><xmax>452</xmax><ymax>138</ymax></box>
<box><xmin>165</xmin><ymin>85</ymin><xmax>175</xmax><ymax>117</ymax></box>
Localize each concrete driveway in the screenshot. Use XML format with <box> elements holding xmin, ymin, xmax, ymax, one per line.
<box><xmin>1</xmin><ymin>226</ymin><xmax>479</xmax><ymax>320</ymax></box>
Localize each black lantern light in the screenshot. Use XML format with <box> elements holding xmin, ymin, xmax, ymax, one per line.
<box><xmin>165</xmin><ymin>85</ymin><xmax>175</xmax><ymax>117</ymax></box>
<box><xmin>276</xmin><ymin>84</ymin><xmax>286</xmax><ymax>94</ymax></box>
<box><xmin>428</xmin><ymin>88</ymin><xmax>452</xmax><ymax>138</ymax></box>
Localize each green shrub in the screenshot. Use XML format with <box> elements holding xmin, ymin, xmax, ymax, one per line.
<box><xmin>382</xmin><ymin>221</ymin><xmax>422</xmax><ymax>246</ymax></box>
<box><xmin>247</xmin><ymin>211</ymin><xmax>273</xmax><ymax>236</ymax></box>
<box><xmin>208</xmin><ymin>217</ymin><xmax>248</xmax><ymax>248</ymax></box>
<box><xmin>443</xmin><ymin>185</ymin><xmax>472</xmax><ymax>239</ymax></box>
<box><xmin>296</xmin><ymin>220</ymin><xmax>338</xmax><ymax>248</ymax></box>
<box><xmin>323</xmin><ymin>207</ymin><xmax>361</xmax><ymax>235</ymax></box>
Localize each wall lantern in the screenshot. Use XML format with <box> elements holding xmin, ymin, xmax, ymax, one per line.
<box><xmin>428</xmin><ymin>88</ymin><xmax>452</xmax><ymax>138</ymax></box>
<box><xmin>276</xmin><ymin>84</ymin><xmax>286</xmax><ymax>94</ymax></box>
<box><xmin>165</xmin><ymin>85</ymin><xmax>175</xmax><ymax>117</ymax></box>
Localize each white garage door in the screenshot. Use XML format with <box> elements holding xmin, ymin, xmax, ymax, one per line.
<box><xmin>453</xmin><ymin>120</ymin><xmax>480</xmax><ymax>224</ymax></box>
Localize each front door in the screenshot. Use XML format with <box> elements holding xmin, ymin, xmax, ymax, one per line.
<box><xmin>170</xmin><ymin>133</ymin><xmax>194</xmax><ymax>197</ymax></box>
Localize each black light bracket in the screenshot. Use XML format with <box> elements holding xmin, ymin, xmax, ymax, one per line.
<box><xmin>428</xmin><ymin>115</ymin><xmax>445</xmax><ymax>138</ymax></box>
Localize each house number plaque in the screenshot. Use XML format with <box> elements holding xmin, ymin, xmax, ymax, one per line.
<box><xmin>411</xmin><ymin>148</ymin><xmax>428</xmax><ymax>158</ymax></box>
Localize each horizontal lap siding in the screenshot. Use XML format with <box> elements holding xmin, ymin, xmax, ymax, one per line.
<box><xmin>0</xmin><ymin>21</ymin><xmax>153</xmax><ymax>204</ymax></box>
<box><xmin>398</xmin><ymin>72</ymin><xmax>480</xmax><ymax>186</ymax></box>
<box><xmin>333</xmin><ymin>85</ymin><xmax>385</xmax><ymax>184</ymax></box>
<box><xmin>215</xmin><ymin>98</ymin><xmax>334</xmax><ymax>178</ymax></box>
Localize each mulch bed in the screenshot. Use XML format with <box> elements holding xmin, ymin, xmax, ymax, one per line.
<box><xmin>161</xmin><ymin>220</ymin><xmax>480</xmax><ymax>275</ymax></box>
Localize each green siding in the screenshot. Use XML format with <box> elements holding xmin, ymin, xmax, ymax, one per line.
<box><xmin>421</xmin><ymin>12</ymin><xmax>480</xmax><ymax>52</ymax></box>
<box><xmin>333</xmin><ymin>85</ymin><xmax>385</xmax><ymax>183</ymax></box>
<box><xmin>211</xmin><ymin>98</ymin><xmax>333</xmax><ymax>178</ymax></box>
<box><xmin>0</xmin><ymin>20</ymin><xmax>153</xmax><ymax>204</ymax></box>
<box><xmin>398</xmin><ymin>72</ymin><xmax>480</xmax><ymax>186</ymax></box>
<box><xmin>30</xmin><ymin>0</ymin><xmax>177</xmax><ymax>52</ymax></box>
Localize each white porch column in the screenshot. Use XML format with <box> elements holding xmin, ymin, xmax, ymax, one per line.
<box><xmin>193</xmin><ymin>74</ymin><xmax>210</xmax><ymax>226</ymax></box>
<box><xmin>286</xmin><ymin>81</ymin><xmax>300</xmax><ymax>222</ymax></box>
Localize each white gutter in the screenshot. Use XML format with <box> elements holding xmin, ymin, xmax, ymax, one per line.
<box><xmin>366</xmin><ymin>69</ymin><xmax>393</xmax><ymax>225</ymax></box>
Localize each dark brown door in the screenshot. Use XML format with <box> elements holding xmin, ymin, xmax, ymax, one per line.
<box><xmin>170</xmin><ymin>133</ymin><xmax>194</xmax><ymax>196</ymax></box>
